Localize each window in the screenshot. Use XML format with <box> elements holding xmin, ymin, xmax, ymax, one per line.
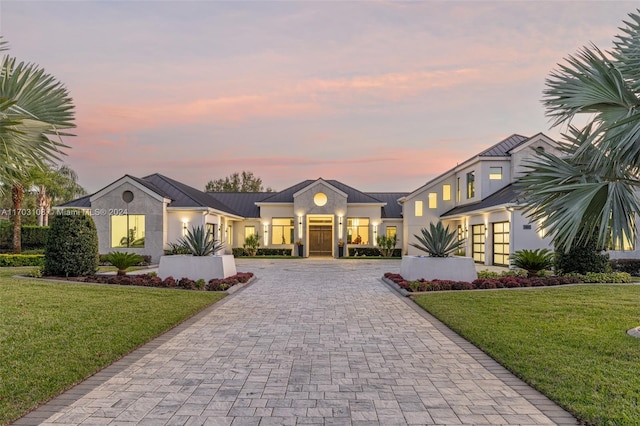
<box><xmin>467</xmin><ymin>171</ymin><xmax>475</xmax><ymax>198</ymax></box>
<box><xmin>457</xmin><ymin>224</ymin><xmax>465</xmax><ymax>256</ymax></box>
<box><xmin>415</xmin><ymin>200</ymin><xmax>423</xmax><ymax>217</ymax></box>
<box><xmin>457</xmin><ymin>177</ymin><xmax>461</xmax><ymax>202</ymax></box>
<box><xmin>428</xmin><ymin>192</ymin><xmax>437</xmax><ymax>209</ymax></box>
<box><xmin>493</xmin><ymin>222</ymin><xmax>510</xmax><ymax>266</ymax></box>
<box><xmin>206</xmin><ymin>223</ymin><xmax>216</xmax><ymax>240</ymax></box>
<box><xmin>111</xmin><ymin>214</ymin><xmax>145</xmax><ymax>248</ymax></box>
<box><xmin>244</xmin><ymin>225</ymin><xmax>256</xmax><ymax>240</ymax></box>
<box><xmin>386</xmin><ymin>226</ymin><xmax>397</xmax><ymax>239</ymax></box>
<box><xmin>271</xmin><ymin>218</ymin><xmax>294</xmax><ymax>245</ymax></box>
<box><xmin>489</xmin><ymin>167</ymin><xmax>502</xmax><ymax>180</ymax></box>
<box><xmin>443</xmin><ymin>184</ymin><xmax>451</xmax><ymax>201</ymax></box>
<box><xmin>472</xmin><ymin>224</ymin><xmax>485</xmax><ymax>263</ymax></box>
<box><xmin>347</xmin><ymin>218</ymin><xmax>369</xmax><ymax>244</ymax></box>
<box><xmin>611</xmin><ymin>234</ymin><xmax>635</xmax><ymax>251</ymax></box>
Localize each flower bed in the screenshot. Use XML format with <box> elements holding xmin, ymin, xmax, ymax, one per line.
<box><xmin>45</xmin><ymin>272</ymin><xmax>254</xmax><ymax>291</ymax></box>
<box><xmin>384</xmin><ymin>272</ymin><xmax>582</xmax><ymax>292</ymax></box>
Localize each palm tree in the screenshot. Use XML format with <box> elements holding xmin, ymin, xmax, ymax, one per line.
<box><xmin>518</xmin><ymin>10</ymin><xmax>640</xmax><ymax>252</ymax></box>
<box><xmin>0</xmin><ymin>38</ymin><xmax>75</xmax><ymax>196</ymax></box>
<box><xmin>32</xmin><ymin>164</ymin><xmax>85</xmax><ymax>226</ymax></box>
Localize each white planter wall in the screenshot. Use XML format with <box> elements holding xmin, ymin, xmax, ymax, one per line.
<box><xmin>399</xmin><ymin>255</ymin><xmax>477</xmax><ymax>281</ymax></box>
<box><xmin>158</xmin><ymin>255</ymin><xmax>237</xmax><ymax>281</ymax></box>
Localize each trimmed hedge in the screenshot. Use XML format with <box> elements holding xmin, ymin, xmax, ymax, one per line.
<box><xmin>44</xmin><ymin>213</ymin><xmax>99</xmax><ymax>277</ymax></box>
<box><xmin>233</xmin><ymin>248</ymin><xmax>292</xmax><ymax>257</ymax></box>
<box><xmin>59</xmin><ymin>272</ymin><xmax>254</xmax><ymax>291</ymax></box>
<box><xmin>21</xmin><ymin>226</ymin><xmax>49</xmax><ymax>250</ymax></box>
<box><xmin>0</xmin><ymin>254</ymin><xmax>45</xmax><ymax>267</ymax></box>
<box><xmin>610</xmin><ymin>259</ymin><xmax>640</xmax><ymax>276</ymax></box>
<box><xmin>348</xmin><ymin>247</ymin><xmax>401</xmax><ymax>257</ymax></box>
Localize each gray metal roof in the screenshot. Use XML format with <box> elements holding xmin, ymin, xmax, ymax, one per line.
<box><xmin>478</xmin><ymin>134</ymin><xmax>529</xmax><ymax>157</ymax></box>
<box><xmin>366</xmin><ymin>192</ymin><xmax>408</xmax><ymax>218</ymax></box>
<box><xmin>207</xmin><ymin>192</ymin><xmax>271</xmax><ymax>218</ymax></box>
<box><xmin>57</xmin><ymin>194</ymin><xmax>92</xmax><ymax>208</ymax></box>
<box><xmin>141</xmin><ymin>174</ymin><xmax>242</xmax><ymax>215</ymax></box>
<box><xmin>440</xmin><ymin>184</ymin><xmax>517</xmax><ymax>217</ymax></box>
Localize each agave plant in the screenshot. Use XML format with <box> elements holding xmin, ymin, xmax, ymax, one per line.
<box><xmin>410</xmin><ymin>222</ymin><xmax>463</xmax><ymax>257</ymax></box>
<box><xmin>105</xmin><ymin>251</ymin><xmax>143</xmax><ymax>276</ymax></box>
<box><xmin>510</xmin><ymin>249</ymin><xmax>554</xmax><ymax>277</ymax></box>
<box><xmin>179</xmin><ymin>225</ymin><xmax>225</xmax><ymax>256</ymax></box>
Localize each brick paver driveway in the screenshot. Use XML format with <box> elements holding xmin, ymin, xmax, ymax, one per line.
<box><xmin>23</xmin><ymin>259</ymin><xmax>577</xmax><ymax>425</ymax></box>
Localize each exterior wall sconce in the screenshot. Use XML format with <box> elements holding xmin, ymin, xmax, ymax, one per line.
<box><xmin>338</xmin><ymin>216</ymin><xmax>343</xmax><ymax>239</ymax></box>
<box><xmin>298</xmin><ymin>216</ymin><xmax>303</xmax><ymax>241</ymax></box>
<box><xmin>182</xmin><ymin>221</ymin><xmax>189</xmax><ymax>236</ymax></box>
<box><xmin>372</xmin><ymin>224</ymin><xmax>378</xmax><ymax>246</ymax></box>
<box><xmin>263</xmin><ymin>224</ymin><xmax>269</xmax><ymax>246</ymax></box>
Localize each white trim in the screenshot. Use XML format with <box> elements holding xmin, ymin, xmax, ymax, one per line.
<box><xmin>293</xmin><ymin>179</ymin><xmax>348</xmax><ymax>198</ymax></box>
<box><xmin>89</xmin><ymin>175</ymin><xmax>170</xmax><ymax>204</ymax></box>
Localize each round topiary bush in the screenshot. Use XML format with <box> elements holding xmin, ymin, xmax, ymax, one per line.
<box><xmin>44</xmin><ymin>211</ymin><xmax>99</xmax><ymax>277</ymax></box>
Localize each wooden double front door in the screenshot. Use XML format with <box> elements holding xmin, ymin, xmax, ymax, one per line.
<box><xmin>309</xmin><ymin>225</ymin><xmax>332</xmax><ymax>256</ymax></box>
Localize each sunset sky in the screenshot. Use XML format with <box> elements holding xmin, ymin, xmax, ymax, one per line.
<box><xmin>1</xmin><ymin>1</ymin><xmax>636</xmax><ymax>193</ymax></box>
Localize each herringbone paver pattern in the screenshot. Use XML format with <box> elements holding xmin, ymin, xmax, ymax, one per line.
<box><xmin>21</xmin><ymin>259</ymin><xmax>577</xmax><ymax>425</ymax></box>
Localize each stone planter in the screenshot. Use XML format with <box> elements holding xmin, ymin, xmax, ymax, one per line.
<box><xmin>158</xmin><ymin>254</ymin><xmax>237</xmax><ymax>281</ymax></box>
<box><xmin>297</xmin><ymin>245</ymin><xmax>304</xmax><ymax>257</ymax></box>
<box><xmin>399</xmin><ymin>255</ymin><xmax>476</xmax><ymax>282</ymax></box>
<box><xmin>338</xmin><ymin>246</ymin><xmax>344</xmax><ymax>258</ymax></box>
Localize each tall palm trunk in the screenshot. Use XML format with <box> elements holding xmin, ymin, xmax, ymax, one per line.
<box><xmin>36</xmin><ymin>185</ymin><xmax>46</xmax><ymax>227</ymax></box>
<box><xmin>11</xmin><ymin>184</ymin><xmax>23</xmax><ymax>254</ymax></box>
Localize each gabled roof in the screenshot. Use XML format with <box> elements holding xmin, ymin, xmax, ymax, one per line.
<box><xmin>441</xmin><ymin>184</ymin><xmax>517</xmax><ymax>217</ymax></box>
<box><xmin>259</xmin><ymin>178</ymin><xmax>384</xmax><ymax>204</ymax></box>
<box><xmin>141</xmin><ymin>173</ymin><xmax>242</xmax><ymax>215</ymax></box>
<box><xmin>477</xmin><ymin>134</ymin><xmax>529</xmax><ymax>157</ymax></box>
<box><xmin>367</xmin><ymin>193</ymin><xmax>409</xmax><ymax>218</ymax></box>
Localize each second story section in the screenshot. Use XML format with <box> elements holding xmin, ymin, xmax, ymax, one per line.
<box><xmin>400</xmin><ymin>133</ymin><xmax>560</xmax><ymax>227</ymax></box>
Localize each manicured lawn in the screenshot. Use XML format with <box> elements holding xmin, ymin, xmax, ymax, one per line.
<box><xmin>413</xmin><ymin>285</ymin><xmax>640</xmax><ymax>425</ymax></box>
<box><xmin>0</xmin><ymin>267</ymin><xmax>225</xmax><ymax>425</ymax></box>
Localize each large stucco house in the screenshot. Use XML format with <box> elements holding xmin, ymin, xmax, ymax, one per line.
<box><xmin>58</xmin><ymin>132</ymin><xmax>638</xmax><ymax>265</ymax></box>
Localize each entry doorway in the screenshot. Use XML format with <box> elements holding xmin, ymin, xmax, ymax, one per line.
<box><xmin>308</xmin><ymin>216</ymin><xmax>334</xmax><ymax>257</ymax></box>
<box><xmin>309</xmin><ymin>226</ymin><xmax>332</xmax><ymax>256</ymax></box>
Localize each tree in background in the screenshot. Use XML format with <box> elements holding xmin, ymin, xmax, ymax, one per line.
<box><xmin>205</xmin><ymin>171</ymin><xmax>273</xmax><ymax>192</ymax></box>
<box><xmin>32</xmin><ymin>164</ymin><xmax>86</xmax><ymax>226</ymax></box>
<box><xmin>519</xmin><ymin>10</ymin><xmax>640</xmax><ymax>253</ymax></box>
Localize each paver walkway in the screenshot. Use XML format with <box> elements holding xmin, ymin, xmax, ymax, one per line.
<box><xmin>19</xmin><ymin>259</ymin><xmax>577</xmax><ymax>425</ymax></box>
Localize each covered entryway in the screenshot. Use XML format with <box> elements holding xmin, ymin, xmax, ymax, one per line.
<box><xmin>308</xmin><ymin>216</ymin><xmax>333</xmax><ymax>257</ymax></box>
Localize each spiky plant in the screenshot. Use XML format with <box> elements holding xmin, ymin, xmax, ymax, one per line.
<box><xmin>376</xmin><ymin>234</ymin><xmax>398</xmax><ymax>257</ymax></box>
<box><xmin>105</xmin><ymin>251</ymin><xmax>143</xmax><ymax>276</ymax></box>
<box><xmin>410</xmin><ymin>222</ymin><xmax>463</xmax><ymax>257</ymax></box>
<box><xmin>179</xmin><ymin>225</ymin><xmax>225</xmax><ymax>256</ymax></box>
<box><xmin>243</xmin><ymin>233</ymin><xmax>260</xmax><ymax>256</ymax></box>
<box><xmin>510</xmin><ymin>249</ymin><xmax>554</xmax><ymax>277</ymax></box>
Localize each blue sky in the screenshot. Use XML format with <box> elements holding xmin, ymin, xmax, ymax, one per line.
<box><xmin>1</xmin><ymin>1</ymin><xmax>636</xmax><ymax>193</ymax></box>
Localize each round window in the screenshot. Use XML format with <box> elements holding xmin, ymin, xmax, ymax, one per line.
<box><xmin>122</xmin><ymin>190</ymin><xmax>134</xmax><ymax>203</ymax></box>
<box><xmin>314</xmin><ymin>192</ymin><xmax>328</xmax><ymax>206</ymax></box>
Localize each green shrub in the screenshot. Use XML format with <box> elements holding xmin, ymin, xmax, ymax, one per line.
<box><xmin>610</xmin><ymin>259</ymin><xmax>640</xmax><ymax>276</ymax></box>
<box><xmin>44</xmin><ymin>212</ymin><xmax>99</xmax><ymax>277</ymax></box>
<box><xmin>0</xmin><ymin>254</ymin><xmax>45</xmax><ymax>267</ymax></box>
<box><xmin>232</xmin><ymin>247</ymin><xmax>247</xmax><ymax>257</ymax></box>
<box><xmin>26</xmin><ymin>267</ymin><xmax>43</xmax><ymax>277</ymax></box>
<box><xmin>569</xmin><ymin>272</ymin><xmax>632</xmax><ymax>283</ymax></box>
<box><xmin>348</xmin><ymin>247</ymin><xmax>402</xmax><ymax>257</ymax></box>
<box><xmin>511</xmin><ymin>248</ymin><xmax>555</xmax><ymax>277</ymax></box>
<box><xmin>99</xmin><ymin>253</ymin><xmax>151</xmax><ymax>264</ymax></box>
<box><xmin>477</xmin><ymin>269</ymin><xmax>528</xmax><ymax>279</ymax></box>
<box><xmin>0</xmin><ymin>221</ymin><xmax>11</xmax><ymax>249</ymax></box>
<box><xmin>555</xmin><ymin>234</ymin><xmax>610</xmax><ymax>274</ymax></box>
<box><xmin>376</xmin><ymin>234</ymin><xmax>398</xmax><ymax>257</ymax></box>
<box><xmin>243</xmin><ymin>234</ymin><xmax>260</xmax><ymax>256</ymax></box>
<box><xmin>105</xmin><ymin>251</ymin><xmax>144</xmax><ymax>276</ymax></box>
<box><xmin>21</xmin><ymin>226</ymin><xmax>49</xmax><ymax>250</ymax></box>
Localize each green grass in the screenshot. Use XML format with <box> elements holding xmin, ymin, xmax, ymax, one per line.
<box><xmin>0</xmin><ymin>267</ymin><xmax>225</xmax><ymax>425</ymax></box>
<box><xmin>413</xmin><ymin>285</ymin><xmax>640</xmax><ymax>425</ymax></box>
